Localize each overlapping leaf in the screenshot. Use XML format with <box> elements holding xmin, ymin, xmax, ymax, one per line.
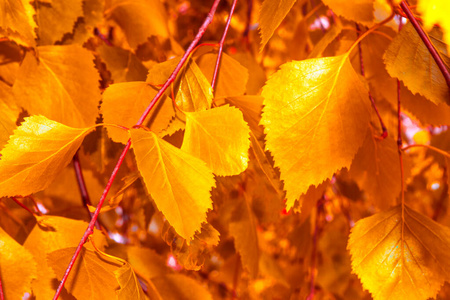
<box><xmin>0</xmin><ymin>0</ymin><xmax>37</xmax><ymax>46</ymax></box>
<box><xmin>182</xmin><ymin>105</ymin><xmax>250</xmax><ymax>176</ymax></box>
<box><xmin>261</xmin><ymin>55</ymin><xmax>371</xmax><ymax>208</ymax></box>
<box><xmin>384</xmin><ymin>23</ymin><xmax>450</xmax><ymax>105</ymax></box>
<box><xmin>0</xmin><ymin>227</ymin><xmax>37</xmax><ymax>300</ymax></box>
<box><xmin>12</xmin><ymin>45</ymin><xmax>101</xmax><ymax>127</ymax></box>
<box><xmin>115</xmin><ymin>263</ymin><xmax>146</xmax><ymax>300</ymax></box>
<box><xmin>258</xmin><ymin>0</ymin><xmax>298</xmax><ymax>50</ymax></box>
<box><xmin>151</xmin><ymin>274</ymin><xmax>213</xmax><ymax>300</ymax></box>
<box><xmin>130</xmin><ymin>128</ymin><xmax>215</xmax><ymax>241</ymax></box>
<box><xmin>0</xmin><ymin>83</ymin><xmax>20</xmax><ymax>150</ymax></box>
<box><xmin>322</xmin><ymin>0</ymin><xmax>374</xmax><ymax>26</ymax></box>
<box><xmin>348</xmin><ymin>205</ymin><xmax>450</xmax><ymax>300</ymax></box>
<box><xmin>0</xmin><ymin>116</ymin><xmax>94</xmax><ymax>197</ymax></box>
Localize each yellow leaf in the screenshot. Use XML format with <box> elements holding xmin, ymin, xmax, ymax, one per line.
<box><xmin>35</xmin><ymin>0</ymin><xmax>83</xmax><ymax>45</ymax></box>
<box><xmin>417</xmin><ymin>0</ymin><xmax>450</xmax><ymax>51</ymax></box>
<box><xmin>130</xmin><ymin>128</ymin><xmax>215</xmax><ymax>241</ymax></box>
<box><xmin>384</xmin><ymin>23</ymin><xmax>450</xmax><ymax>105</ymax></box>
<box><xmin>0</xmin><ymin>115</ymin><xmax>94</xmax><ymax>197</ymax></box>
<box><xmin>260</xmin><ymin>55</ymin><xmax>371</xmax><ymax>209</ymax></box>
<box><xmin>322</xmin><ymin>0</ymin><xmax>374</xmax><ymax>26</ymax></box>
<box><xmin>102</xmin><ymin>82</ymin><xmax>175</xmax><ymax>144</ymax></box>
<box><xmin>348</xmin><ymin>205</ymin><xmax>450</xmax><ymax>300</ymax></box>
<box><xmin>152</xmin><ymin>274</ymin><xmax>213</xmax><ymax>300</ymax></box>
<box><xmin>226</xmin><ymin>95</ymin><xmax>264</xmax><ymax>134</ymax></box>
<box><xmin>48</xmin><ymin>247</ymin><xmax>120</xmax><ymax>300</ymax></box>
<box><xmin>24</xmin><ymin>216</ymin><xmax>107</xmax><ymax>300</ymax></box>
<box><xmin>106</xmin><ymin>0</ymin><xmax>169</xmax><ymax>48</ymax></box>
<box><xmin>308</xmin><ymin>23</ymin><xmax>343</xmax><ymax>58</ymax></box>
<box><xmin>175</xmin><ymin>60</ymin><xmax>213</xmax><ymax>112</ymax></box>
<box><xmin>229</xmin><ymin>193</ymin><xmax>259</xmax><ymax>278</ymax></box>
<box><xmin>196</xmin><ymin>51</ymin><xmax>249</xmax><ymax>99</ymax></box>
<box><xmin>12</xmin><ymin>45</ymin><xmax>101</xmax><ymax>127</ymax></box>
<box><xmin>0</xmin><ymin>83</ymin><xmax>19</xmax><ymax>150</ymax></box>
<box><xmin>125</xmin><ymin>246</ymin><xmax>171</xmax><ymax>279</ymax></box>
<box><xmin>349</xmin><ymin>128</ymin><xmax>411</xmax><ymax>209</ymax></box>
<box><xmin>182</xmin><ymin>105</ymin><xmax>250</xmax><ymax>176</ymax></box>
<box><xmin>0</xmin><ymin>226</ymin><xmax>37</xmax><ymax>300</ymax></box>
<box><xmin>258</xmin><ymin>0</ymin><xmax>297</xmax><ymax>50</ymax></box>
<box><xmin>146</xmin><ymin>56</ymin><xmax>181</xmax><ymax>86</ymax></box>
<box><xmin>0</xmin><ymin>0</ymin><xmax>37</xmax><ymax>46</ymax></box>
<box><xmin>115</xmin><ymin>263</ymin><xmax>146</xmax><ymax>300</ymax></box>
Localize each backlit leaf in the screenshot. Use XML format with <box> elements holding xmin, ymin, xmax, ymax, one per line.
<box><xmin>12</xmin><ymin>45</ymin><xmax>101</xmax><ymax>127</ymax></box>
<box><xmin>105</xmin><ymin>0</ymin><xmax>169</xmax><ymax>48</ymax></box>
<box><xmin>322</xmin><ymin>0</ymin><xmax>374</xmax><ymax>26</ymax></box>
<box><xmin>348</xmin><ymin>205</ymin><xmax>450</xmax><ymax>300</ymax></box>
<box><xmin>35</xmin><ymin>0</ymin><xmax>83</xmax><ymax>45</ymax></box>
<box><xmin>115</xmin><ymin>263</ymin><xmax>146</xmax><ymax>300</ymax></box>
<box><xmin>417</xmin><ymin>0</ymin><xmax>450</xmax><ymax>50</ymax></box>
<box><xmin>0</xmin><ymin>0</ymin><xmax>37</xmax><ymax>46</ymax></box>
<box><xmin>258</xmin><ymin>0</ymin><xmax>298</xmax><ymax>50</ymax></box>
<box><xmin>48</xmin><ymin>247</ymin><xmax>120</xmax><ymax>300</ymax></box>
<box><xmin>0</xmin><ymin>226</ymin><xmax>37</xmax><ymax>300</ymax></box>
<box><xmin>130</xmin><ymin>128</ymin><xmax>215</xmax><ymax>241</ymax></box>
<box><xmin>261</xmin><ymin>55</ymin><xmax>371</xmax><ymax>208</ymax></box>
<box><xmin>0</xmin><ymin>115</ymin><xmax>94</xmax><ymax>197</ymax></box>
<box><xmin>152</xmin><ymin>274</ymin><xmax>213</xmax><ymax>300</ymax></box>
<box><xmin>0</xmin><ymin>83</ymin><xmax>20</xmax><ymax>150</ymax></box>
<box><xmin>102</xmin><ymin>82</ymin><xmax>175</xmax><ymax>144</ymax></box>
<box><xmin>182</xmin><ymin>105</ymin><xmax>250</xmax><ymax>176</ymax></box>
<box><xmin>384</xmin><ymin>23</ymin><xmax>450</xmax><ymax>104</ymax></box>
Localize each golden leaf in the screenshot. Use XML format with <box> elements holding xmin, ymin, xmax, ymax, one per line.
<box><xmin>417</xmin><ymin>0</ymin><xmax>450</xmax><ymax>51</ymax></box>
<box><xmin>384</xmin><ymin>23</ymin><xmax>450</xmax><ymax>105</ymax></box>
<box><xmin>348</xmin><ymin>205</ymin><xmax>450</xmax><ymax>300</ymax></box>
<box><xmin>322</xmin><ymin>0</ymin><xmax>374</xmax><ymax>26</ymax></box>
<box><xmin>115</xmin><ymin>263</ymin><xmax>146</xmax><ymax>300</ymax></box>
<box><xmin>152</xmin><ymin>274</ymin><xmax>213</xmax><ymax>300</ymax></box>
<box><xmin>0</xmin><ymin>83</ymin><xmax>19</xmax><ymax>150</ymax></box>
<box><xmin>130</xmin><ymin>128</ymin><xmax>215</xmax><ymax>241</ymax></box>
<box><xmin>0</xmin><ymin>0</ymin><xmax>37</xmax><ymax>46</ymax></box>
<box><xmin>0</xmin><ymin>116</ymin><xmax>94</xmax><ymax>197</ymax></box>
<box><xmin>261</xmin><ymin>55</ymin><xmax>371</xmax><ymax>209</ymax></box>
<box><xmin>258</xmin><ymin>0</ymin><xmax>298</xmax><ymax>50</ymax></box>
<box><xmin>12</xmin><ymin>45</ymin><xmax>101</xmax><ymax>127</ymax></box>
<box><xmin>182</xmin><ymin>105</ymin><xmax>250</xmax><ymax>176</ymax></box>
<box><xmin>0</xmin><ymin>227</ymin><xmax>37</xmax><ymax>300</ymax></box>
<box><xmin>101</xmin><ymin>82</ymin><xmax>175</xmax><ymax>144</ymax></box>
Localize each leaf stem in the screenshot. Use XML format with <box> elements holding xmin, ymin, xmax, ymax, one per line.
<box><xmin>211</xmin><ymin>0</ymin><xmax>238</xmax><ymax>93</ymax></box>
<box><xmin>11</xmin><ymin>197</ymin><xmax>36</xmax><ymax>216</ymax></box>
<box><xmin>356</xmin><ymin>24</ymin><xmax>388</xmax><ymax>139</ymax></box>
<box><xmin>53</xmin><ymin>1</ymin><xmax>222</xmax><ymax>298</ymax></box>
<box><xmin>399</xmin><ymin>1</ymin><xmax>450</xmax><ymax>90</ymax></box>
<box><xmin>0</xmin><ymin>271</ymin><xmax>4</xmax><ymax>300</ymax></box>
<box><xmin>402</xmin><ymin>143</ymin><xmax>450</xmax><ymax>159</ymax></box>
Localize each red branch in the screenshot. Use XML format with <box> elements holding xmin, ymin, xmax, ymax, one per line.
<box><xmin>11</xmin><ymin>197</ymin><xmax>35</xmax><ymax>216</ymax></box>
<box><xmin>0</xmin><ymin>272</ymin><xmax>4</xmax><ymax>300</ymax></box>
<box><xmin>53</xmin><ymin>1</ymin><xmax>222</xmax><ymax>298</ymax></box>
<box><xmin>211</xmin><ymin>0</ymin><xmax>238</xmax><ymax>92</ymax></box>
<box><xmin>400</xmin><ymin>1</ymin><xmax>450</xmax><ymax>90</ymax></box>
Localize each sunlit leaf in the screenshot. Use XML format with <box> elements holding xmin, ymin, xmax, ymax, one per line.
<box><xmin>0</xmin><ymin>83</ymin><xmax>20</xmax><ymax>150</ymax></box>
<box><xmin>49</xmin><ymin>247</ymin><xmax>120</xmax><ymax>300</ymax></box>
<box><xmin>12</xmin><ymin>45</ymin><xmax>101</xmax><ymax>127</ymax></box>
<box><xmin>261</xmin><ymin>55</ymin><xmax>371</xmax><ymax>208</ymax></box>
<box><xmin>0</xmin><ymin>226</ymin><xmax>37</xmax><ymax>300</ymax></box>
<box><xmin>322</xmin><ymin>0</ymin><xmax>374</xmax><ymax>26</ymax></box>
<box><xmin>384</xmin><ymin>23</ymin><xmax>450</xmax><ymax>104</ymax></box>
<box><xmin>115</xmin><ymin>263</ymin><xmax>146</xmax><ymax>300</ymax></box>
<box><xmin>0</xmin><ymin>0</ymin><xmax>37</xmax><ymax>46</ymax></box>
<box><xmin>0</xmin><ymin>116</ymin><xmax>94</xmax><ymax>197</ymax></box>
<box><xmin>348</xmin><ymin>205</ymin><xmax>450</xmax><ymax>300</ymax></box>
<box><xmin>182</xmin><ymin>105</ymin><xmax>250</xmax><ymax>176</ymax></box>
<box><xmin>417</xmin><ymin>0</ymin><xmax>450</xmax><ymax>50</ymax></box>
<box><xmin>152</xmin><ymin>274</ymin><xmax>213</xmax><ymax>300</ymax></box>
<box><xmin>130</xmin><ymin>128</ymin><xmax>215</xmax><ymax>241</ymax></box>
<box><xmin>258</xmin><ymin>0</ymin><xmax>298</xmax><ymax>50</ymax></box>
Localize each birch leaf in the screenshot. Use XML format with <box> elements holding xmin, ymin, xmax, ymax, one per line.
<box><xmin>130</xmin><ymin>128</ymin><xmax>215</xmax><ymax>241</ymax></box>
<box><xmin>322</xmin><ymin>0</ymin><xmax>374</xmax><ymax>26</ymax></box>
<box><xmin>182</xmin><ymin>105</ymin><xmax>250</xmax><ymax>176</ymax></box>
<box><xmin>0</xmin><ymin>115</ymin><xmax>94</xmax><ymax>197</ymax></box>
<box><xmin>261</xmin><ymin>55</ymin><xmax>371</xmax><ymax>209</ymax></box>
<box><xmin>349</xmin><ymin>205</ymin><xmax>450</xmax><ymax>300</ymax></box>
<box><xmin>418</xmin><ymin>0</ymin><xmax>450</xmax><ymax>50</ymax></box>
<box><xmin>0</xmin><ymin>0</ymin><xmax>37</xmax><ymax>46</ymax></box>
<box><xmin>115</xmin><ymin>263</ymin><xmax>146</xmax><ymax>300</ymax></box>
<box><xmin>12</xmin><ymin>45</ymin><xmax>101</xmax><ymax>127</ymax></box>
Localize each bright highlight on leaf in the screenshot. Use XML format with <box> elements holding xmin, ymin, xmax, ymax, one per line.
<box><xmin>182</xmin><ymin>105</ymin><xmax>250</xmax><ymax>176</ymax></box>
<box><xmin>384</xmin><ymin>23</ymin><xmax>450</xmax><ymax>105</ymax></box>
<box><xmin>130</xmin><ymin>128</ymin><xmax>215</xmax><ymax>241</ymax></box>
<box><xmin>348</xmin><ymin>205</ymin><xmax>450</xmax><ymax>300</ymax></box>
<box><xmin>417</xmin><ymin>0</ymin><xmax>450</xmax><ymax>51</ymax></box>
<box><xmin>0</xmin><ymin>0</ymin><xmax>37</xmax><ymax>46</ymax></box>
<box><xmin>0</xmin><ymin>115</ymin><xmax>94</xmax><ymax>197</ymax></box>
<box><xmin>261</xmin><ymin>55</ymin><xmax>370</xmax><ymax>208</ymax></box>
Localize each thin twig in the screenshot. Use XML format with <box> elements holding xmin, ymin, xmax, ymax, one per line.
<box><xmin>211</xmin><ymin>0</ymin><xmax>238</xmax><ymax>92</ymax></box>
<box><xmin>11</xmin><ymin>197</ymin><xmax>35</xmax><ymax>216</ymax></box>
<box><xmin>355</xmin><ymin>24</ymin><xmax>388</xmax><ymax>139</ymax></box>
<box><xmin>53</xmin><ymin>1</ymin><xmax>222</xmax><ymax>299</ymax></box>
<box><xmin>402</xmin><ymin>143</ymin><xmax>450</xmax><ymax>159</ymax></box>
<box><xmin>399</xmin><ymin>1</ymin><xmax>450</xmax><ymax>90</ymax></box>
<box><xmin>0</xmin><ymin>271</ymin><xmax>4</xmax><ymax>300</ymax></box>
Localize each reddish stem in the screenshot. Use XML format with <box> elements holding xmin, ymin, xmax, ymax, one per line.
<box><xmin>0</xmin><ymin>271</ymin><xmax>4</xmax><ymax>300</ymax></box>
<box><xmin>399</xmin><ymin>1</ymin><xmax>450</xmax><ymax>90</ymax></box>
<box><xmin>211</xmin><ymin>0</ymin><xmax>238</xmax><ymax>92</ymax></box>
<box><xmin>11</xmin><ymin>197</ymin><xmax>35</xmax><ymax>216</ymax></box>
<box><xmin>355</xmin><ymin>24</ymin><xmax>388</xmax><ymax>139</ymax></box>
<box><xmin>53</xmin><ymin>1</ymin><xmax>222</xmax><ymax>298</ymax></box>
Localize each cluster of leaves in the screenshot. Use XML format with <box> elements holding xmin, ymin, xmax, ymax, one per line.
<box><xmin>1</xmin><ymin>0</ymin><xmax>450</xmax><ymax>299</ymax></box>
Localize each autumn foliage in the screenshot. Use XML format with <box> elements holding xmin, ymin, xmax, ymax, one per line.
<box><xmin>1</xmin><ymin>0</ymin><xmax>450</xmax><ymax>299</ymax></box>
